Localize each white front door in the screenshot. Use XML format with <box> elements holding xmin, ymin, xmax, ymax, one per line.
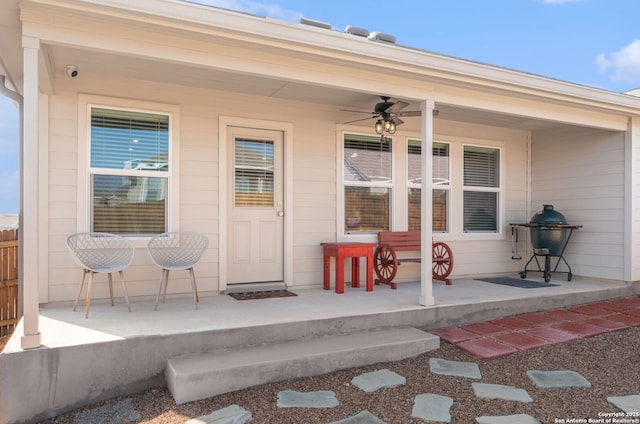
<box><xmin>227</xmin><ymin>127</ymin><xmax>284</xmax><ymax>285</ymax></box>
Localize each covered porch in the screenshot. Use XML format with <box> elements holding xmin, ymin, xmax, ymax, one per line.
<box><xmin>3</xmin><ymin>0</ymin><xmax>638</xmax><ymax>354</ymax></box>
<box><xmin>2</xmin><ymin>274</ymin><xmax>638</xmax><ymax>422</ymax></box>
<box><xmin>6</xmin><ymin>275</ymin><xmax>636</xmax><ymax>350</ymax></box>
<box><xmin>2</xmin><ymin>1</ymin><xmax>640</xmax><ymax>421</ymax></box>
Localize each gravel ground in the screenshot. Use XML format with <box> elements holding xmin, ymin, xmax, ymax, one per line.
<box><xmin>30</xmin><ymin>326</ymin><xmax>640</xmax><ymax>424</ymax></box>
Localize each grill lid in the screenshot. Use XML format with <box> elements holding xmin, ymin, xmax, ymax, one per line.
<box><xmin>530</xmin><ymin>204</ymin><xmax>567</xmax><ymax>225</ymax></box>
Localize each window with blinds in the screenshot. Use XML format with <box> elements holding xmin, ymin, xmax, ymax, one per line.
<box><xmin>407</xmin><ymin>140</ymin><xmax>450</xmax><ymax>232</ymax></box>
<box><xmin>344</xmin><ymin>134</ymin><xmax>392</xmax><ymax>233</ymax></box>
<box><xmin>463</xmin><ymin>145</ymin><xmax>500</xmax><ymax>232</ymax></box>
<box><xmin>234</xmin><ymin>138</ymin><xmax>274</xmax><ymax>207</ymax></box>
<box><xmin>90</xmin><ymin>107</ymin><xmax>170</xmax><ymax>236</ymax></box>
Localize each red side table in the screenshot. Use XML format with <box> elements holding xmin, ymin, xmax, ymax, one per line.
<box><xmin>321</xmin><ymin>242</ymin><xmax>376</xmax><ymax>293</ymax></box>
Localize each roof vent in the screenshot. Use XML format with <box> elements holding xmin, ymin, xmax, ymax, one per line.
<box><xmin>300</xmin><ymin>17</ymin><xmax>332</xmax><ymax>30</ymax></box>
<box><xmin>345</xmin><ymin>25</ymin><xmax>369</xmax><ymax>37</ymax></box>
<box><xmin>368</xmin><ymin>32</ymin><xmax>396</xmax><ymax>43</ymax></box>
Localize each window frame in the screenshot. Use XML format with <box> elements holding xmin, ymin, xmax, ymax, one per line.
<box><xmin>407</xmin><ymin>139</ymin><xmax>451</xmax><ymax>233</ymax></box>
<box><xmin>337</xmin><ymin>128</ymin><xmax>505</xmax><ymax>242</ymax></box>
<box><xmin>77</xmin><ymin>95</ymin><xmax>180</xmax><ymax>244</ymax></box>
<box><xmin>341</xmin><ymin>132</ymin><xmax>395</xmax><ymax>236</ymax></box>
<box><xmin>462</xmin><ymin>143</ymin><xmax>502</xmax><ymax>235</ymax></box>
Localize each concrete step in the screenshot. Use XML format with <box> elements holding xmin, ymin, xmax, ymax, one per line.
<box><xmin>166</xmin><ymin>326</ymin><xmax>439</xmax><ymax>404</ymax></box>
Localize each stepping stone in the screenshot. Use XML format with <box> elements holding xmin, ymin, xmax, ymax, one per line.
<box><xmin>186</xmin><ymin>405</ymin><xmax>252</xmax><ymax>424</ymax></box>
<box><xmin>476</xmin><ymin>414</ymin><xmax>540</xmax><ymax>424</ymax></box>
<box><xmin>351</xmin><ymin>369</ymin><xmax>405</xmax><ymax>393</ymax></box>
<box><xmin>328</xmin><ymin>410</ymin><xmax>386</xmax><ymax>424</ymax></box>
<box><xmin>412</xmin><ymin>393</ymin><xmax>453</xmax><ymax>423</ymax></box>
<box><xmin>472</xmin><ymin>383</ymin><xmax>533</xmax><ymax>402</ymax></box>
<box><xmin>74</xmin><ymin>398</ymin><xmax>141</xmax><ymax>424</ymax></box>
<box><xmin>276</xmin><ymin>390</ymin><xmax>339</xmax><ymax>408</ymax></box>
<box><xmin>608</xmin><ymin>394</ymin><xmax>640</xmax><ymax>413</ymax></box>
<box><xmin>526</xmin><ymin>370</ymin><xmax>591</xmax><ymax>389</ymax></box>
<box><xmin>429</xmin><ymin>358</ymin><xmax>482</xmax><ymax>379</ymax></box>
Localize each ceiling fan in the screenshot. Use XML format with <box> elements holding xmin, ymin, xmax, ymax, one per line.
<box><xmin>343</xmin><ymin>96</ymin><xmax>421</xmax><ymax>133</ymax></box>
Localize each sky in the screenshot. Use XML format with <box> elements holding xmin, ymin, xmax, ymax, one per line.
<box><xmin>1</xmin><ymin>0</ymin><xmax>640</xmax><ymax>213</ymax></box>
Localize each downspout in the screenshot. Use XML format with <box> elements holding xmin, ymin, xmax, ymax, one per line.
<box><xmin>0</xmin><ymin>75</ymin><xmax>23</xmax><ymax>319</ymax></box>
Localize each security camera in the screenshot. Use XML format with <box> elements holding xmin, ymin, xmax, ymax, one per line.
<box><xmin>65</xmin><ymin>65</ymin><xmax>78</xmax><ymax>79</ymax></box>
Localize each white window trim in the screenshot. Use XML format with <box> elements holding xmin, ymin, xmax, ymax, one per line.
<box><xmin>77</xmin><ymin>94</ymin><xmax>180</xmax><ymax>247</ymax></box>
<box><xmin>458</xmin><ymin>141</ymin><xmax>504</xmax><ymax>240</ymax></box>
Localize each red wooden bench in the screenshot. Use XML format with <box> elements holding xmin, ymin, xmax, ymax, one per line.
<box><xmin>374</xmin><ymin>231</ymin><xmax>453</xmax><ymax>288</ymax></box>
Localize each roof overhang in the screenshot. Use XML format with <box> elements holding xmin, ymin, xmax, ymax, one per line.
<box><xmin>2</xmin><ymin>0</ymin><xmax>639</xmax><ymax>132</ymax></box>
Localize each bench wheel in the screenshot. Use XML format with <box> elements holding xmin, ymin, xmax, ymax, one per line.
<box><xmin>374</xmin><ymin>243</ymin><xmax>398</xmax><ymax>285</ymax></box>
<box><xmin>432</xmin><ymin>242</ymin><xmax>453</xmax><ymax>282</ymax></box>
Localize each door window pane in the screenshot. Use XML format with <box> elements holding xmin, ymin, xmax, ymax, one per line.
<box><xmin>235</xmin><ymin>139</ymin><xmax>274</xmax><ymax>207</ymax></box>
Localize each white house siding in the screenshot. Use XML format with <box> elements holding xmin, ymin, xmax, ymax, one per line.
<box><xmin>433</xmin><ymin>120</ymin><xmax>530</xmax><ymax>279</ymax></box>
<box><xmin>44</xmin><ymin>73</ymin><xmax>347</xmax><ymax>300</ymax></box>
<box><xmin>531</xmin><ymin>127</ymin><xmax>626</xmax><ymax>281</ymax></box>
<box><xmin>44</xmin><ymin>68</ymin><xmax>539</xmax><ymax>302</ymax></box>
<box><xmin>290</xmin><ymin>120</ymin><xmax>337</xmax><ymax>288</ymax></box>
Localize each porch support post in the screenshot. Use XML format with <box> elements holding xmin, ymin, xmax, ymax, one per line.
<box><xmin>624</xmin><ymin>116</ymin><xmax>639</xmax><ymax>282</ymax></box>
<box><xmin>419</xmin><ymin>100</ymin><xmax>435</xmax><ymax>306</ymax></box>
<box><xmin>20</xmin><ymin>36</ymin><xmax>41</xmax><ymax>349</ymax></box>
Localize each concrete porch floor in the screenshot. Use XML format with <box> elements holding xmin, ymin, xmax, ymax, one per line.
<box><xmin>1</xmin><ymin>275</ymin><xmax>639</xmax><ymax>423</ymax></box>
<box><xmin>4</xmin><ymin>275</ymin><xmax>639</xmax><ymax>352</ymax></box>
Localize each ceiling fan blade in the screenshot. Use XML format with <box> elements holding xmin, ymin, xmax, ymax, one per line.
<box><xmin>386</xmin><ymin>100</ymin><xmax>409</xmax><ymax>114</ymax></box>
<box><xmin>397</xmin><ymin>110</ymin><xmax>421</xmax><ymax>117</ymax></box>
<box><xmin>340</xmin><ymin>109</ymin><xmax>374</xmax><ymax>114</ymax></box>
<box><xmin>390</xmin><ymin>116</ymin><xmax>404</xmax><ymax>126</ymax></box>
<box><xmin>343</xmin><ymin>117</ymin><xmax>374</xmax><ymax>125</ymax></box>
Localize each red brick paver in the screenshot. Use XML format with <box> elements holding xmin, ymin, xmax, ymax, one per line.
<box><xmin>456</xmin><ymin>338</ymin><xmax>518</xmax><ymax>360</ymax></box>
<box><xmin>433</xmin><ymin>296</ymin><xmax>640</xmax><ymax>360</ymax></box>
<box><xmin>431</xmin><ymin>326</ymin><xmax>480</xmax><ymax>344</ymax></box>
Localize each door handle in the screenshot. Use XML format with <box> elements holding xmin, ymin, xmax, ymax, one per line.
<box><xmin>278</xmin><ymin>211</ymin><xmax>284</xmax><ymax>217</ymax></box>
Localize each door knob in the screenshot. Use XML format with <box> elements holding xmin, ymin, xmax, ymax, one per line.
<box><xmin>278</xmin><ymin>211</ymin><xmax>284</xmax><ymax>217</ymax></box>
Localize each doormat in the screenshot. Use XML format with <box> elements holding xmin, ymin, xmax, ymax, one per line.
<box><xmin>475</xmin><ymin>277</ymin><xmax>559</xmax><ymax>289</ymax></box>
<box><xmin>228</xmin><ymin>289</ymin><xmax>298</xmax><ymax>301</ymax></box>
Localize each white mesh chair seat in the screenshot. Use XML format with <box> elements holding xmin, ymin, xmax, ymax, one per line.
<box><xmin>147</xmin><ymin>232</ymin><xmax>208</xmax><ymax>310</ymax></box>
<box><xmin>66</xmin><ymin>232</ymin><xmax>135</xmax><ymax>318</ymax></box>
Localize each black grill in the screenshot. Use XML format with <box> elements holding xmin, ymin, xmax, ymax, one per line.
<box><xmin>510</xmin><ymin>205</ymin><xmax>582</xmax><ymax>282</ymax></box>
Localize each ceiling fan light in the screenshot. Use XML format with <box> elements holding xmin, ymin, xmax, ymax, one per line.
<box><xmin>384</xmin><ymin>119</ymin><xmax>396</xmax><ymax>133</ymax></box>
<box><xmin>388</xmin><ymin>121</ymin><xmax>396</xmax><ymax>134</ymax></box>
<box><xmin>375</xmin><ymin>120</ymin><xmax>384</xmax><ymax>134</ymax></box>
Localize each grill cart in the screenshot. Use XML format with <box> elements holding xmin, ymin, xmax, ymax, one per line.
<box><xmin>510</xmin><ymin>205</ymin><xmax>582</xmax><ymax>282</ymax></box>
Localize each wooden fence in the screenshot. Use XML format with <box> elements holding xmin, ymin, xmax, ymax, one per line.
<box><xmin>0</xmin><ymin>229</ymin><xmax>18</xmax><ymax>337</ymax></box>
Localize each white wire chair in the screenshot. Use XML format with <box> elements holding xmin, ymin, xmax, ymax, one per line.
<box><xmin>147</xmin><ymin>232</ymin><xmax>208</xmax><ymax>310</ymax></box>
<box><xmin>66</xmin><ymin>232</ymin><xmax>135</xmax><ymax>318</ymax></box>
